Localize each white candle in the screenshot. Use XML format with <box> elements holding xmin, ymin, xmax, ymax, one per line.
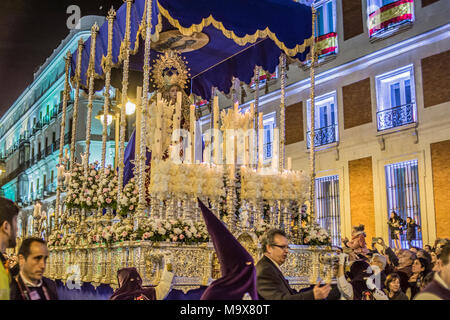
<box><xmin>271</xmin><ymin>127</ymin><xmax>279</xmax><ymax>172</ymax></box>
<box><xmin>190</xmin><ymin>104</ymin><xmax>195</xmax><ymax>164</ymax></box>
<box><xmin>258</xmin><ymin>112</ymin><xmax>263</xmax><ymax>170</ymax></box>
<box><xmin>157</xmin><ymin>99</ymin><xmax>164</xmax><ymax>159</ymax></box>
<box><xmin>213</xmin><ymin>96</ymin><xmax>219</xmax><ymax>164</ymax></box>
<box><xmin>244</xmin><ymin>136</ymin><xmax>249</xmax><ymax>166</ymax></box>
<box><xmin>249</xmin><ymin>102</ymin><xmax>254</xmax><ymax>167</ymax></box>
<box><xmin>287</xmin><ymin>157</ymin><xmax>292</xmax><ymax>171</ymax></box>
<box><xmin>135</xmin><ymin>86</ymin><xmax>142</xmax><ymax>158</ymax></box>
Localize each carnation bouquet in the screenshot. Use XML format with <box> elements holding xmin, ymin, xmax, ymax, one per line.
<box><xmin>297</xmin><ymin>223</ymin><xmax>331</xmax><ymax>246</ymax></box>
<box><xmin>96</xmin><ymin>165</ymin><xmax>118</xmax><ymax>210</ymax></box>
<box><xmin>133</xmin><ymin>218</ymin><xmax>209</xmax><ymax>245</ymax></box>
<box><xmin>80</xmin><ymin>161</ymin><xmax>101</xmax><ymax>210</ymax></box>
<box><xmin>119</xmin><ymin>177</ymin><xmax>139</xmax><ymax>216</ymax></box>
<box><xmin>65</xmin><ymin>162</ymin><xmax>84</xmax><ymax>209</ymax></box>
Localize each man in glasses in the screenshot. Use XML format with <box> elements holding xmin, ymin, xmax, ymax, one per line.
<box><xmin>256</xmin><ymin>229</ymin><xmax>331</xmax><ymax>300</ymax></box>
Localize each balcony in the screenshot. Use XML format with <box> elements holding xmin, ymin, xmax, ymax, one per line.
<box><xmin>368</xmin><ymin>0</ymin><xmax>414</xmax><ymax>40</ymax></box>
<box><xmin>307</xmin><ymin>124</ymin><xmax>338</xmax><ymax>148</ymax></box>
<box><xmin>377</xmin><ymin>103</ymin><xmax>415</xmax><ymax>131</ymax></box>
<box><xmin>32</xmin><ymin>122</ymin><xmax>43</xmax><ymax>135</ymax></box>
<box><xmin>45</xmin><ymin>143</ymin><xmax>57</xmax><ymax>157</ymax></box>
<box><xmin>46</xmin><ymin>182</ymin><xmax>57</xmax><ymax>195</ymax></box>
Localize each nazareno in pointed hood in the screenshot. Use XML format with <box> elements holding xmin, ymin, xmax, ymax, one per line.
<box><xmin>198</xmin><ymin>198</ymin><xmax>258</xmax><ymax>300</ymax></box>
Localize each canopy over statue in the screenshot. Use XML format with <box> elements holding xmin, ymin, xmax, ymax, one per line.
<box><xmin>70</xmin><ymin>0</ymin><xmax>313</xmax><ymax>100</ymax></box>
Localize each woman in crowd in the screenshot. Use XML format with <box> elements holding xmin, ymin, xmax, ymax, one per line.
<box><xmin>384</xmin><ymin>273</ymin><xmax>408</xmax><ymax>300</ymax></box>
<box><xmin>424</xmin><ymin>245</ymin><xmax>432</xmax><ymax>253</ymax></box>
<box><xmin>431</xmin><ymin>252</ymin><xmax>438</xmax><ymax>271</ymax></box>
<box><xmin>388</xmin><ymin>211</ymin><xmax>405</xmax><ymax>250</ymax></box>
<box><xmin>405</xmin><ymin>217</ymin><xmax>420</xmax><ymax>249</ymax></box>
<box><xmin>407</xmin><ymin>257</ymin><xmax>431</xmax><ymax>299</ymax></box>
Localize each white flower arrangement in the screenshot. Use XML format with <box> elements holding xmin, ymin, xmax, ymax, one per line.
<box><xmin>241</xmin><ymin>168</ymin><xmax>309</xmax><ymax>205</ymax></box>
<box><xmin>47</xmin><ymin>230</ymin><xmax>63</xmax><ymax>247</ymax></box>
<box><xmin>133</xmin><ymin>217</ymin><xmax>209</xmax><ymax>244</ymax></box>
<box><xmin>96</xmin><ymin>165</ymin><xmax>118</xmax><ymax>209</ymax></box>
<box><xmin>65</xmin><ymin>162</ymin><xmax>84</xmax><ymax>209</ymax></box>
<box><xmin>149</xmin><ymin>161</ymin><xmax>225</xmax><ymax>201</ymax></box>
<box><xmin>300</xmin><ymin>223</ymin><xmax>331</xmax><ymax>246</ymax></box>
<box><xmin>119</xmin><ymin>177</ymin><xmax>139</xmax><ymax>216</ymax></box>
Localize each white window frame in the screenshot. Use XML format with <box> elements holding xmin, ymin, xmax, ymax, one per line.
<box><xmin>315</xmin><ymin>175</ymin><xmax>341</xmax><ymax>247</ymax></box>
<box><xmin>375</xmin><ymin>65</ymin><xmax>417</xmax><ymax>131</ymax></box>
<box><xmin>375</xmin><ymin>65</ymin><xmax>416</xmax><ymax>111</ymax></box>
<box><xmin>315</xmin><ymin>0</ymin><xmax>337</xmax><ymax>36</ymax></box>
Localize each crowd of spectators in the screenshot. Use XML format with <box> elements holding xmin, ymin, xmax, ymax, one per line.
<box><xmin>335</xmin><ymin>223</ymin><xmax>450</xmax><ymax>300</ymax></box>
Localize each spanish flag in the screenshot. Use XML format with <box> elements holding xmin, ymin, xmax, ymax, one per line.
<box><xmin>368</xmin><ymin>0</ymin><xmax>414</xmax><ymax>37</ymax></box>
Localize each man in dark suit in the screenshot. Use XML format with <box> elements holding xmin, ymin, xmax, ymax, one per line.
<box><xmin>256</xmin><ymin>229</ymin><xmax>331</xmax><ymax>300</ymax></box>
<box><xmin>10</xmin><ymin>237</ymin><xmax>58</xmax><ymax>300</ymax></box>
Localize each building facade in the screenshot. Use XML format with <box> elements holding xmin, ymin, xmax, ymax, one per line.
<box><xmin>0</xmin><ymin>16</ymin><xmax>123</xmax><ymax>236</ymax></box>
<box><xmin>198</xmin><ymin>0</ymin><xmax>449</xmax><ymax>247</ymax></box>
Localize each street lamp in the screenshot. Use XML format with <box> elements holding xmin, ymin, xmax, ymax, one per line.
<box><xmin>125</xmin><ymin>101</ymin><xmax>136</xmax><ymax>115</ymax></box>
<box><xmin>95</xmin><ymin>109</ymin><xmax>115</xmax><ymax>126</ymax></box>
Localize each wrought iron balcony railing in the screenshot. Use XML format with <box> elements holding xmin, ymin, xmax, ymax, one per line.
<box><xmin>307</xmin><ymin>124</ymin><xmax>338</xmax><ymax>148</ymax></box>
<box><xmin>377</xmin><ymin>103</ymin><xmax>415</xmax><ymax>131</ymax></box>
<box><xmin>263</xmin><ymin>142</ymin><xmax>273</xmax><ymax>160</ymax></box>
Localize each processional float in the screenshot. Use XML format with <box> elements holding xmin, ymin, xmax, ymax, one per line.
<box><xmin>40</xmin><ymin>0</ymin><xmax>339</xmax><ymax>292</ymax></box>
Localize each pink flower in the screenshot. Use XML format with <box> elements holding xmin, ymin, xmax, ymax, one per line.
<box><xmin>103</xmin><ymin>188</ymin><xmax>109</xmax><ymax>193</ymax></box>
<box><xmin>122</xmin><ymin>231</ymin><xmax>128</xmax><ymax>237</ymax></box>
<box><xmin>133</xmin><ymin>190</ymin><xmax>138</xmax><ymax>195</ymax></box>
<box><xmin>106</xmin><ymin>198</ymin><xmax>112</xmax><ymax>204</ymax></box>
<box><xmin>172</xmin><ymin>235</ymin><xmax>178</xmax><ymax>241</ymax></box>
<box><xmin>179</xmin><ymin>234</ymin><xmax>185</xmax><ymax>240</ymax></box>
<box><xmin>87</xmin><ymin>197</ymin><xmax>91</xmax><ymax>201</ymax></box>
<box><xmin>95</xmin><ymin>175</ymin><xmax>99</xmax><ymax>180</ymax></box>
<box><xmin>105</xmin><ymin>169</ymin><xmax>110</xmax><ymax>175</ymax></box>
<box><xmin>129</xmin><ymin>205</ymin><xmax>134</xmax><ymax>210</ymax></box>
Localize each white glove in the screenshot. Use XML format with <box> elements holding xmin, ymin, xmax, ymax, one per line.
<box><xmin>366</xmin><ymin>276</ymin><xmax>376</xmax><ymax>290</ymax></box>
<box><xmin>339</xmin><ymin>253</ymin><xmax>349</xmax><ymax>265</ymax></box>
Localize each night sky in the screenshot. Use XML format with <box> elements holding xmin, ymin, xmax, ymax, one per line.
<box><xmin>0</xmin><ymin>0</ymin><xmax>124</xmax><ymax>118</ymax></box>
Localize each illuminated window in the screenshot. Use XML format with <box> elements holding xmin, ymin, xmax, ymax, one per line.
<box><xmin>385</xmin><ymin>160</ymin><xmax>422</xmax><ymax>248</ymax></box>
<box><xmin>315</xmin><ymin>0</ymin><xmax>338</xmax><ymax>58</ymax></box>
<box><xmin>306</xmin><ymin>91</ymin><xmax>338</xmax><ymax>148</ymax></box>
<box><xmin>316</xmin><ymin>175</ymin><xmax>341</xmax><ymax>246</ymax></box>
<box><xmin>375</xmin><ymin>65</ymin><xmax>416</xmax><ymax>131</ymax></box>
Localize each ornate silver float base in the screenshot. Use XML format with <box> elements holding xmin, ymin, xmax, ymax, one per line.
<box><xmin>45</xmin><ymin>239</ymin><xmax>337</xmax><ymax>293</ymax></box>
